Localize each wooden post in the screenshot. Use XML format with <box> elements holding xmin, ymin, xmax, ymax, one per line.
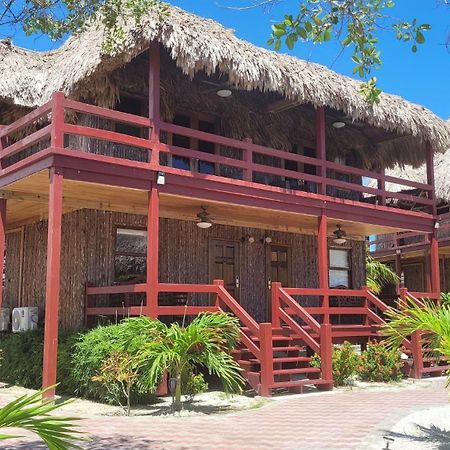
<box><xmin>213</xmin><ymin>279</ymin><xmax>224</xmax><ymax>309</ymax></box>
<box><xmin>0</xmin><ymin>199</ymin><xmax>6</xmax><ymax>310</ymax></box>
<box><xmin>429</xmin><ymin>228</ymin><xmax>440</xmax><ymax>295</ymax></box>
<box><xmin>243</xmin><ymin>138</ymin><xmax>253</xmax><ymax>182</ymax></box>
<box><xmin>148</xmin><ymin>41</ymin><xmax>161</xmax><ymax>166</ymax></box>
<box><xmin>146</xmin><ymin>186</ymin><xmax>159</xmax><ymax>318</ymax></box>
<box><xmin>377</xmin><ymin>171</ymin><xmax>386</xmax><ymax>206</ymax></box>
<box><xmin>315</xmin><ymin>107</ymin><xmax>327</xmax><ymax>195</ymax></box>
<box><xmin>411</xmin><ymin>330</ymin><xmax>423</xmax><ymax>379</ymax></box>
<box><xmin>259</xmin><ymin>323</ymin><xmax>274</xmax><ymax>397</ymax></box>
<box><xmin>318</xmin><ymin>323</ymin><xmax>333</xmax><ymax>390</ymax></box>
<box><xmin>0</xmin><ymin>125</ymin><xmax>7</xmax><ymax>169</ymax></box>
<box><xmin>42</xmin><ymin>168</ymin><xmax>63</xmax><ymax>399</ymax></box>
<box><xmin>51</xmin><ymin>92</ymin><xmax>65</xmax><ymax>148</ymax></box>
<box><xmin>271</xmin><ymin>282</ymin><xmax>281</xmax><ymax>328</ymax></box>
<box><xmin>317</xmin><ymin>214</ymin><xmax>329</xmax><ymax>324</ymax></box>
<box><xmin>425</xmin><ymin>142</ymin><xmax>437</xmax><ymax>216</ymax></box>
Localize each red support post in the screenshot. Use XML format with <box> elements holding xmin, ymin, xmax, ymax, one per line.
<box><xmin>243</xmin><ymin>138</ymin><xmax>253</xmax><ymax>182</ymax></box>
<box><xmin>315</xmin><ymin>106</ymin><xmax>327</xmax><ymax>195</ymax></box>
<box><xmin>42</xmin><ymin>168</ymin><xmax>63</xmax><ymax>399</ymax></box>
<box><xmin>146</xmin><ymin>186</ymin><xmax>159</xmax><ymax>318</ymax></box>
<box><xmin>318</xmin><ymin>323</ymin><xmax>333</xmax><ymax>390</ymax></box>
<box><xmin>148</xmin><ymin>41</ymin><xmax>161</xmax><ymax>166</ymax></box>
<box><xmin>271</xmin><ymin>281</ymin><xmax>281</xmax><ymax>327</ymax></box>
<box><xmin>259</xmin><ymin>323</ymin><xmax>274</xmax><ymax>397</ymax></box>
<box><xmin>425</xmin><ymin>141</ymin><xmax>437</xmax><ymax>216</ymax></box>
<box><xmin>51</xmin><ymin>92</ymin><xmax>65</xmax><ymax>148</ymax></box>
<box><xmin>317</xmin><ymin>214</ymin><xmax>329</xmax><ymax>324</ymax></box>
<box><xmin>213</xmin><ymin>279</ymin><xmax>224</xmax><ymax>308</ymax></box>
<box><xmin>377</xmin><ymin>171</ymin><xmax>386</xmax><ymax>206</ymax></box>
<box><xmin>0</xmin><ymin>199</ymin><xmax>6</xmax><ymax>310</ymax></box>
<box><xmin>429</xmin><ymin>228</ymin><xmax>440</xmax><ymax>296</ymax></box>
<box><xmin>411</xmin><ymin>330</ymin><xmax>424</xmax><ymax>379</ymax></box>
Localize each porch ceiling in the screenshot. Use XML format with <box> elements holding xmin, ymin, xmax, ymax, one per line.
<box><xmin>1</xmin><ymin>169</ymin><xmax>404</xmax><ymax>239</ymax></box>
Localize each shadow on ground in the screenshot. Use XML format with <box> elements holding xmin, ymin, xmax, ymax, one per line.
<box><xmin>386</xmin><ymin>424</ymin><xmax>450</xmax><ymax>450</ymax></box>
<box><xmin>3</xmin><ymin>435</ymin><xmax>187</xmax><ymax>450</ymax></box>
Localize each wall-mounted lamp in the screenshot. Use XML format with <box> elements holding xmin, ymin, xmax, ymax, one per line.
<box><xmin>435</xmin><ymin>221</ymin><xmax>440</xmax><ymax>229</ymax></box>
<box><xmin>196</xmin><ymin>206</ymin><xmax>213</xmax><ymax>229</ymax></box>
<box><xmin>332</xmin><ymin>224</ymin><xmax>347</xmax><ymax>244</ymax></box>
<box><xmin>217</xmin><ymin>89</ymin><xmax>232</xmax><ymax>98</ymax></box>
<box><xmin>241</xmin><ymin>235</ymin><xmax>255</xmax><ymax>244</ymax></box>
<box><xmin>260</xmin><ymin>236</ymin><xmax>272</xmax><ymax>244</ymax></box>
<box><xmin>156</xmin><ymin>171</ymin><xmax>166</xmax><ymax>185</ymax></box>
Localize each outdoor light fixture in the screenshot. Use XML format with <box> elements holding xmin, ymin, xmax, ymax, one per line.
<box><xmin>196</xmin><ymin>206</ymin><xmax>213</xmax><ymax>229</ymax></box>
<box><xmin>333</xmin><ymin>224</ymin><xmax>347</xmax><ymax>244</ymax></box>
<box><xmin>156</xmin><ymin>171</ymin><xmax>165</xmax><ymax>185</ymax></box>
<box><xmin>260</xmin><ymin>236</ymin><xmax>272</xmax><ymax>244</ymax></box>
<box><xmin>217</xmin><ymin>89</ymin><xmax>232</xmax><ymax>98</ymax></box>
<box><xmin>332</xmin><ymin>121</ymin><xmax>346</xmax><ymax>129</ymax></box>
<box><xmin>241</xmin><ymin>235</ymin><xmax>255</xmax><ymax>243</ymax></box>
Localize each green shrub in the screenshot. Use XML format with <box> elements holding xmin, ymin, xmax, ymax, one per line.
<box><xmin>0</xmin><ymin>330</ymin><xmax>78</xmax><ymax>393</ymax></box>
<box><xmin>184</xmin><ymin>373</ymin><xmax>208</xmax><ymax>402</ymax></box>
<box><xmin>357</xmin><ymin>340</ymin><xmax>404</xmax><ymax>382</ymax></box>
<box><xmin>310</xmin><ymin>341</ymin><xmax>358</xmax><ymax>386</ymax></box>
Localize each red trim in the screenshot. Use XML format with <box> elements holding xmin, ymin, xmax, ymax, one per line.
<box><xmin>316</xmin><ymin>107</ymin><xmax>326</xmax><ymax>195</ymax></box>
<box><xmin>42</xmin><ymin>168</ymin><xmax>63</xmax><ymax>399</ymax></box>
<box><xmin>146</xmin><ymin>187</ymin><xmax>159</xmax><ymax>318</ymax></box>
<box><xmin>317</xmin><ymin>215</ymin><xmax>329</xmax><ymax>323</ymax></box>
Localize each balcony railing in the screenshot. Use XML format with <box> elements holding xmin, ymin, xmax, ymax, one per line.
<box><xmin>0</xmin><ymin>92</ymin><xmax>434</xmax><ymax>212</ymax></box>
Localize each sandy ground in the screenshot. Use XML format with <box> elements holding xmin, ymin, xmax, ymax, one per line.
<box><xmin>0</xmin><ymin>383</ymin><xmax>269</xmax><ymax>417</ymax></box>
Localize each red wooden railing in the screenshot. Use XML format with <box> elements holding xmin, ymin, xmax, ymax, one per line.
<box><xmin>85</xmin><ymin>279</ymin><xmax>275</xmax><ymax>395</ymax></box>
<box><xmin>0</xmin><ymin>92</ymin><xmax>434</xmax><ymax>212</ymax></box>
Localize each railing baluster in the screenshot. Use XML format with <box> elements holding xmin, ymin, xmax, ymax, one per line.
<box><xmin>259</xmin><ymin>323</ymin><xmax>274</xmax><ymax>396</ymax></box>
<box><xmin>51</xmin><ymin>92</ymin><xmax>65</xmax><ymax>148</ymax></box>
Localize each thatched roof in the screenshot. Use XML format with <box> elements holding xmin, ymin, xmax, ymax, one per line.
<box><xmin>0</xmin><ymin>4</ymin><xmax>449</xmax><ymax>158</ymax></box>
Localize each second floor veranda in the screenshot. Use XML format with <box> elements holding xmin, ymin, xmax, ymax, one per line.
<box><xmin>0</xmin><ymin>46</ymin><xmax>444</xmax><ymax>232</ymax></box>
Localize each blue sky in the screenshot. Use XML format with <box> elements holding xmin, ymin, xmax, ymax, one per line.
<box><xmin>4</xmin><ymin>0</ymin><xmax>450</xmax><ymax>119</ymax></box>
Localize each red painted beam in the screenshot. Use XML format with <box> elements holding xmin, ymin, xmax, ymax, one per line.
<box><xmin>0</xmin><ymin>199</ymin><xmax>6</xmax><ymax>310</ymax></box>
<box><xmin>149</xmin><ymin>41</ymin><xmax>161</xmax><ymax>166</ymax></box>
<box><xmin>146</xmin><ymin>186</ymin><xmax>159</xmax><ymax>318</ymax></box>
<box><xmin>317</xmin><ymin>215</ymin><xmax>330</xmax><ymax>324</ymax></box>
<box><xmin>42</xmin><ymin>168</ymin><xmax>63</xmax><ymax>399</ymax></box>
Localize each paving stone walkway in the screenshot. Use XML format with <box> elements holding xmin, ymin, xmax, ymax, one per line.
<box><xmin>2</xmin><ymin>379</ymin><xmax>449</xmax><ymax>450</ymax></box>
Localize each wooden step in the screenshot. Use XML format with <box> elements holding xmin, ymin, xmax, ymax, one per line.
<box><xmin>272</xmin><ymin>346</ymin><xmax>304</xmax><ymax>352</ymax></box>
<box><xmin>270</xmin><ymin>356</ymin><xmax>312</xmax><ymax>364</ymax></box>
<box><xmin>250</xmin><ymin>335</ymin><xmax>292</xmax><ymax>342</ymax></box>
<box><xmin>273</xmin><ymin>367</ymin><xmax>321</xmax><ymax>376</ymax></box>
<box><xmin>270</xmin><ymin>378</ymin><xmax>331</xmax><ymax>389</ymax></box>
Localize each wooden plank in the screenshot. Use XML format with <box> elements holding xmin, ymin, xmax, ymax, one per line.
<box><xmin>1</xmin><ymin>125</ymin><xmax>51</xmax><ymax>159</ymax></box>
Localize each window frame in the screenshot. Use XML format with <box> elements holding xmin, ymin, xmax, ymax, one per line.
<box><xmin>328</xmin><ymin>247</ymin><xmax>352</xmax><ymax>289</ymax></box>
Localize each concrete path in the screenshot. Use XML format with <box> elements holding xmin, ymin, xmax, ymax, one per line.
<box><xmin>1</xmin><ymin>379</ymin><xmax>449</xmax><ymax>450</ymax></box>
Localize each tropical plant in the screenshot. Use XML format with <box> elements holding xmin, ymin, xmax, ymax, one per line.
<box><xmin>0</xmin><ymin>386</ymin><xmax>82</xmax><ymax>449</ymax></box>
<box><xmin>357</xmin><ymin>340</ymin><xmax>404</xmax><ymax>382</ymax></box>
<box><xmin>124</xmin><ymin>313</ymin><xmax>245</xmax><ymax>411</ymax></box>
<box><xmin>366</xmin><ymin>255</ymin><xmax>399</xmax><ymax>294</ymax></box>
<box><xmin>310</xmin><ymin>341</ymin><xmax>358</xmax><ymax>386</ymax></box>
<box><xmin>382</xmin><ymin>296</ymin><xmax>450</xmax><ymax>364</ymax></box>
<box><xmin>92</xmin><ymin>351</ymin><xmax>139</xmax><ymax>416</ymax></box>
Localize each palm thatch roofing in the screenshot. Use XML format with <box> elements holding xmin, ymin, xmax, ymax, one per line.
<box><xmin>0</xmin><ymin>4</ymin><xmax>449</xmax><ymax>162</ymax></box>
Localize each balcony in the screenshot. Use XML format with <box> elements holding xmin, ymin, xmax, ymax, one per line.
<box><xmin>0</xmin><ymin>93</ymin><xmax>435</xmax><ymax>232</ymax></box>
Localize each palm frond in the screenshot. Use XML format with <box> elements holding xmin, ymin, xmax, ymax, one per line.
<box><xmin>366</xmin><ymin>256</ymin><xmax>399</xmax><ymax>294</ymax></box>
<box><xmin>0</xmin><ymin>386</ymin><xmax>83</xmax><ymax>449</ymax></box>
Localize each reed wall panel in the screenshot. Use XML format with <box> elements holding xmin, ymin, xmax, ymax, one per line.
<box><xmin>4</xmin><ymin>209</ymin><xmax>366</xmax><ymax>329</ymax></box>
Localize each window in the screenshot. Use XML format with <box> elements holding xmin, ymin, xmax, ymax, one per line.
<box><xmin>168</xmin><ymin>112</ymin><xmax>217</xmax><ymax>174</ymax></box>
<box><xmin>114</xmin><ymin>228</ymin><xmax>147</xmax><ymax>282</ymax></box>
<box><xmin>114</xmin><ymin>96</ymin><xmax>144</xmax><ymax>137</ymax></box>
<box><xmin>329</xmin><ymin>248</ymin><xmax>351</xmax><ymax>288</ymax></box>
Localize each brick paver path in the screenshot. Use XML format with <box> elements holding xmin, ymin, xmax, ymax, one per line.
<box><xmin>2</xmin><ymin>380</ymin><xmax>448</xmax><ymax>450</ymax></box>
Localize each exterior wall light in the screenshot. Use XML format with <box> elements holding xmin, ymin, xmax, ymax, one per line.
<box><xmin>332</xmin><ymin>121</ymin><xmax>346</xmax><ymax>129</ymax></box>
<box><xmin>261</xmin><ymin>236</ymin><xmax>272</xmax><ymax>244</ymax></box>
<box><xmin>241</xmin><ymin>235</ymin><xmax>255</xmax><ymax>243</ymax></box>
<box><xmin>333</xmin><ymin>224</ymin><xmax>347</xmax><ymax>244</ymax></box>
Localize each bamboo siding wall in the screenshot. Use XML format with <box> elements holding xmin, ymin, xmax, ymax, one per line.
<box><xmin>3</xmin><ymin>210</ymin><xmax>366</xmax><ymax>329</ymax></box>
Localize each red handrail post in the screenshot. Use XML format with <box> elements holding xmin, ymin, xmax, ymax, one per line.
<box><xmin>259</xmin><ymin>323</ymin><xmax>273</xmax><ymax>397</ymax></box>
<box><xmin>411</xmin><ymin>330</ymin><xmax>423</xmax><ymax>379</ymax></box>
<box><xmin>0</xmin><ymin>199</ymin><xmax>6</xmax><ymax>311</ymax></box>
<box><xmin>317</xmin><ymin>214</ymin><xmax>329</xmax><ymax>324</ymax></box>
<box><xmin>271</xmin><ymin>281</ymin><xmax>281</xmax><ymax>328</ymax></box>
<box><xmin>51</xmin><ymin>92</ymin><xmax>65</xmax><ymax>148</ymax></box>
<box><xmin>213</xmin><ymin>279</ymin><xmax>224</xmax><ymax>308</ymax></box>
<box><xmin>243</xmin><ymin>138</ymin><xmax>253</xmax><ymax>182</ymax></box>
<box><xmin>315</xmin><ymin>107</ymin><xmax>327</xmax><ymax>195</ymax></box>
<box><xmin>318</xmin><ymin>323</ymin><xmax>333</xmax><ymax>390</ymax></box>
<box><xmin>429</xmin><ymin>228</ymin><xmax>441</xmax><ymax>298</ymax></box>
<box><xmin>377</xmin><ymin>171</ymin><xmax>386</xmax><ymax>206</ymax></box>
<box><xmin>362</xmin><ymin>286</ymin><xmax>370</xmax><ymax>325</ymax></box>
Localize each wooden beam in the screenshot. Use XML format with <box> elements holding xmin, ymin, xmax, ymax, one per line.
<box><xmin>317</xmin><ymin>214</ymin><xmax>329</xmax><ymax>324</ymax></box>
<box><xmin>430</xmin><ymin>228</ymin><xmax>441</xmax><ymax>294</ymax></box>
<box><xmin>149</xmin><ymin>41</ymin><xmax>161</xmax><ymax>166</ymax></box>
<box><xmin>315</xmin><ymin>107</ymin><xmax>326</xmax><ymax>195</ymax></box>
<box><xmin>0</xmin><ymin>199</ymin><xmax>6</xmax><ymax>310</ymax></box>
<box><xmin>146</xmin><ymin>186</ymin><xmax>159</xmax><ymax>318</ymax></box>
<box><xmin>42</xmin><ymin>168</ymin><xmax>63</xmax><ymax>399</ymax></box>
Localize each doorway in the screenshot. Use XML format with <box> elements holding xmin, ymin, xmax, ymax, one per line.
<box><xmin>266</xmin><ymin>244</ymin><xmax>291</xmax><ymax>319</ymax></box>
<box><xmin>209</xmin><ymin>239</ymin><xmax>240</xmax><ymax>301</ymax></box>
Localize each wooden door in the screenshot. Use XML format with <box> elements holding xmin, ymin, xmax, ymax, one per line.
<box><xmin>267</xmin><ymin>244</ymin><xmax>291</xmax><ymax>319</ymax></box>
<box><xmin>209</xmin><ymin>239</ymin><xmax>240</xmax><ymax>301</ymax></box>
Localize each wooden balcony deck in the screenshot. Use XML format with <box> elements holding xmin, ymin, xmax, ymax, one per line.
<box><xmin>0</xmin><ymin>92</ymin><xmax>436</xmax><ymax>234</ymax></box>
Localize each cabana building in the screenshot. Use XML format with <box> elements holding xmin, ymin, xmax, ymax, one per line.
<box><xmin>0</xmin><ymin>5</ymin><xmax>449</xmax><ymax>396</ymax></box>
